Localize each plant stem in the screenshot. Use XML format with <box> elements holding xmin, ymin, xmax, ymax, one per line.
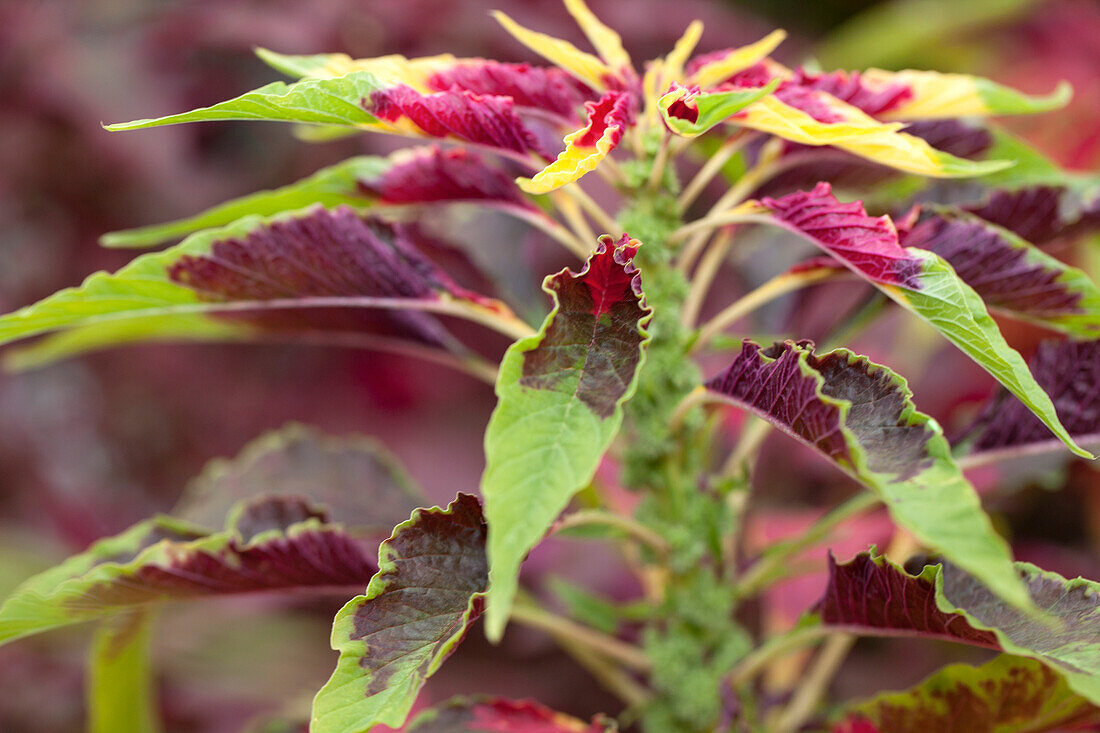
<box><xmin>680</xmin><ymin>229</ymin><xmax>733</xmax><ymax>327</ymax></box>
<box><xmin>564</xmin><ymin>184</ymin><xmax>620</xmax><ymax>235</ymax></box>
<box><xmin>772</xmin><ymin>633</ymin><xmax>856</xmax><ymax>733</ymax></box>
<box><xmin>691</xmin><ymin>268</ymin><xmax>842</xmax><ymax>353</ymax></box>
<box><xmin>555</xmin><ymin>509</ymin><xmax>671</xmax><ymax>556</ymax></box>
<box><xmin>509</xmin><ymin>602</ymin><xmax>652</xmax><ymax>672</ymax></box>
<box><xmin>646</xmin><ymin>133</ymin><xmax>672</xmax><ymax>192</ymax></box>
<box><xmin>556</xmin><ymin>634</ymin><xmax>652</xmax><ymax>709</ymax></box>
<box><xmin>678</xmin><ymin>132</ymin><xmax>750</xmax><ymax>212</ymax></box>
<box><xmin>550</xmin><ymin>189</ymin><xmax>597</xmax><ymax>246</ymax></box>
<box><xmin>728</xmin><ymin>624</ymin><xmax>829</xmax><ymax>686</ymax></box>
<box><xmin>512</xmin><ymin>209</ymin><xmax>591</xmax><ymax>259</ymax></box>
<box><xmin>736</xmin><ymin>492</ymin><xmax>881</xmax><ymax>598</ymax></box>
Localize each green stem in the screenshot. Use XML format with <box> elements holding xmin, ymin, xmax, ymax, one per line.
<box><xmin>678</xmin><ymin>132</ymin><xmax>751</xmax><ymax>212</ymax></box>
<box><xmin>736</xmin><ymin>492</ymin><xmax>880</xmax><ymax>598</ymax></box>
<box><xmin>728</xmin><ymin>624</ymin><xmax>829</xmax><ymax>686</ymax></box>
<box><xmin>555</xmin><ymin>509</ymin><xmax>671</xmax><ymax>556</ymax></box>
<box><xmin>773</xmin><ymin>633</ymin><xmax>856</xmax><ymax>733</ymax></box>
<box><xmin>509</xmin><ymin>602</ymin><xmax>652</xmax><ymax>672</ymax></box>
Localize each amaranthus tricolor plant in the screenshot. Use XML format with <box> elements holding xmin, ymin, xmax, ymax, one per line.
<box><xmin>2</xmin><ymin>1</ymin><xmax>1100</xmax><ymax>730</ymax></box>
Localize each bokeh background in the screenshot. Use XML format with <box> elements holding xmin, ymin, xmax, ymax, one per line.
<box><xmin>1</xmin><ymin>0</ymin><xmax>1098</xmax><ymax>730</ymax></box>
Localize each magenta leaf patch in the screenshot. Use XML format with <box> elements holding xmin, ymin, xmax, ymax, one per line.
<box><xmin>174</xmin><ymin>423</ymin><xmax>424</xmax><ymax>537</ymax></box>
<box><xmin>818</xmin><ymin>550</ymin><xmax>1100</xmax><ymax>705</ymax></box>
<box><xmin>0</xmin><ymin>496</ymin><xmax>377</xmax><ymax>645</ymax></box>
<box><xmin>359</xmin><ymin>146</ymin><xmax>537</xmax><ymax>212</ymax></box>
<box><xmin>902</xmin><ymin>208</ymin><xmax>1100</xmax><ymax>336</ymax></box>
<box><xmin>707</xmin><ymin>340</ymin><xmax>1029</xmax><ymax>612</ymax></box>
<box><xmin>755</xmin><ymin>182</ymin><xmax>924</xmax><ymax>288</ymax></box>
<box><xmin>963</xmin><ymin>339</ymin><xmax>1100</xmax><ymax>456</ymax></box>
<box><xmin>834</xmin><ymin>655</ymin><xmax>1100</xmax><ymax>733</ymax></box>
<box><xmin>405</xmin><ymin>696</ymin><xmax>615</xmax><ymax>732</ymax></box>
<box><xmin>311</xmin><ymin>493</ymin><xmax>489</xmax><ymax>732</ymax></box>
<box><xmin>367</xmin><ymin>84</ymin><xmax>544</xmax><ymax>156</ymax></box>
<box><xmin>426</xmin><ymin>60</ymin><xmax>592</xmax><ymax>121</ymax></box>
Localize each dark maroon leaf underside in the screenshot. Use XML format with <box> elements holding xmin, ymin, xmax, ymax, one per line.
<box><xmin>902</xmin><ymin>212</ymin><xmax>1083</xmax><ymax>317</ymax></box>
<box><xmin>963</xmin><ymin>186</ymin><xmax>1100</xmax><ymax>246</ymax></box>
<box><xmin>706</xmin><ymin>340</ymin><xmax>932</xmax><ymax>479</ymax></box>
<box><xmin>818</xmin><ymin>553</ymin><xmax>999</xmax><ymax>648</ymax></box>
<box><xmin>965</xmin><ymin>339</ymin><xmax>1100</xmax><ymax>451</ymax></box>
<box><xmin>519</xmin><ymin>234</ymin><xmax>648</xmax><ymax>418</ymax></box>
<box><xmin>350</xmin><ymin>493</ymin><xmax>488</xmax><ymax>694</ymax></box>
<box><xmin>407</xmin><ymin>696</ymin><xmax>608</xmax><ymax>732</ymax></box>
<box><xmin>358</xmin><ymin>146</ymin><xmax>536</xmax><ymax>210</ymax></box>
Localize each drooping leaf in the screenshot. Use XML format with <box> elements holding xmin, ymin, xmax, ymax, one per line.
<box><xmin>961</xmin><ymin>185</ymin><xmax>1100</xmax><ymax>246</ymax></box>
<box><xmin>0</xmin><ymin>497</ymin><xmax>377</xmax><ymax>645</ymax></box>
<box><xmin>480</xmin><ymin>235</ymin><xmax>652</xmax><ymax>641</ymax></box>
<box><xmin>834</xmin><ymin>655</ymin><xmax>1100</xmax><ymax>733</ymax></box>
<box><xmin>729</xmin><ymin>92</ymin><xmax>1010</xmax><ymax>178</ymax></box>
<box><xmin>658</xmin><ymin>80</ymin><xmax>779</xmax><ymax>138</ymax></box>
<box><xmin>745</xmin><ymin>183</ymin><xmax>1089</xmax><ymax>458</ymax></box>
<box><xmin>310</xmin><ymin>494</ymin><xmax>488</xmax><ymax>733</ymax></box>
<box><xmin>106</xmin><ymin>73</ymin><xmax>383</xmax><ymax>131</ymax></box>
<box><xmin>902</xmin><ymin>208</ymin><xmax>1100</xmax><ymax>337</ymax></box>
<box><xmin>0</xmin><ymin>207</ymin><xmax>512</xmax><ymax>358</ymax></box>
<box><xmin>174</xmin><ymin>423</ymin><xmax>424</xmax><ymax>536</ymax></box>
<box><xmin>518</xmin><ymin>91</ymin><xmax>632</xmax><ymax>194</ymax></box>
<box><xmin>706</xmin><ymin>339</ymin><xmax>1031</xmax><ymax>611</ymax></box>
<box><xmin>976</xmin><ymin>126</ymin><xmax>1100</xmax><ymax>192</ymax></box>
<box><xmin>860</xmin><ymin>69</ymin><xmax>1072</xmax><ymax>120</ymax></box>
<box><xmin>962</xmin><ymin>339</ymin><xmax>1100</xmax><ymax>460</ymax></box>
<box><xmin>819</xmin><ymin>550</ymin><xmax>1100</xmax><ymax>704</ymax></box>
<box><xmin>87</xmin><ymin>612</ymin><xmax>160</xmax><ymax>733</ymax></box>
<box><xmin>405</xmin><ymin>696</ymin><xmax>615</xmax><ymax>732</ymax></box>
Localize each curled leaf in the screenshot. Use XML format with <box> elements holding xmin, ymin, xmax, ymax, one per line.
<box><xmin>481</xmin><ymin>235</ymin><xmax>651</xmax><ymax>640</ymax></box>
<box><xmin>310</xmin><ymin>494</ymin><xmax>488</xmax><ymax>733</ymax></box>
<box><xmin>518</xmin><ymin>91</ymin><xmax>632</xmax><ymax>194</ymax></box>
<box><xmin>707</xmin><ymin>340</ymin><xmax>1030</xmax><ymax>612</ymax></box>
<box><xmin>659</xmin><ymin>80</ymin><xmax>779</xmax><ymax>138</ymax></box>
<box><xmin>748</xmin><ymin>183</ymin><xmax>1090</xmax><ymax>458</ymax></box>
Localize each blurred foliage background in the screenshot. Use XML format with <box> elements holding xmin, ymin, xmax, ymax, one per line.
<box><xmin>0</xmin><ymin>0</ymin><xmax>1097</xmax><ymax>730</ymax></box>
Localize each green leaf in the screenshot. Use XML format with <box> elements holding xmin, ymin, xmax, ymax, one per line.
<box><xmin>310</xmin><ymin>494</ymin><xmax>488</xmax><ymax>733</ymax></box>
<box><xmin>105</xmin><ymin>72</ymin><xmax>382</xmax><ymax>131</ymax></box>
<box><xmin>174</xmin><ymin>423</ymin><xmax>424</xmax><ymax>536</ymax></box>
<box><xmin>658</xmin><ymin>80</ymin><xmax>779</xmax><ymax>138</ymax></box>
<box><xmin>0</xmin><ymin>206</ymin><xmax>507</xmax><ymax>362</ymax></box>
<box><xmin>751</xmin><ymin>184</ymin><xmax>1090</xmax><ymax>458</ymax></box>
<box><xmin>100</xmin><ymin>157</ymin><xmax>388</xmax><ymax>248</ymax></box>
<box><xmin>835</xmin><ymin>655</ymin><xmax>1100</xmax><ymax>733</ymax></box>
<box><xmin>822</xmin><ymin>550</ymin><xmax>1100</xmax><ymax>706</ymax></box>
<box><xmin>480</xmin><ymin>235</ymin><xmax>652</xmax><ymax>641</ymax></box>
<box><xmin>977</xmin><ymin>126</ymin><xmax>1100</xmax><ymax>192</ymax></box>
<box><xmin>87</xmin><ymin>612</ymin><xmax>161</xmax><ymax>733</ymax></box>
<box><xmin>707</xmin><ymin>340</ymin><xmax>1032</xmax><ymax>612</ymax></box>
<box><xmin>0</xmin><ymin>497</ymin><xmax>376</xmax><ymax>645</ymax></box>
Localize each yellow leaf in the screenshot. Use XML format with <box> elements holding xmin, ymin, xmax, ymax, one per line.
<box><xmin>492</xmin><ymin>10</ymin><xmax>614</xmax><ymax>91</ymax></box>
<box><xmin>689</xmin><ymin>29</ymin><xmax>787</xmax><ymax>90</ymax></box>
<box><xmin>564</xmin><ymin>0</ymin><xmax>632</xmax><ymax>72</ymax></box>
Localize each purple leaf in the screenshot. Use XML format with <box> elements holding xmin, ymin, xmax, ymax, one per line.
<box><xmin>818</xmin><ymin>550</ymin><xmax>1100</xmax><ymax>704</ymax></box>
<box><xmin>756</xmin><ymin>182</ymin><xmax>924</xmax><ymax>288</ymax></box>
<box><xmin>962</xmin><ymin>186</ymin><xmax>1100</xmax><ymax>246</ymax></box>
<box><xmin>405</xmin><ymin>696</ymin><xmax>615</xmax><ymax>732</ymax></box>
<box><xmin>902</xmin><ymin>208</ymin><xmax>1100</xmax><ymax>336</ymax></box>
<box><xmin>312</xmin><ymin>494</ymin><xmax>489</xmax><ymax>731</ymax></box>
<box><xmin>963</xmin><ymin>339</ymin><xmax>1100</xmax><ymax>457</ymax></box>
<box><xmin>834</xmin><ymin>655</ymin><xmax>1100</xmax><ymax>733</ymax></box>
<box><xmin>707</xmin><ymin>340</ymin><xmax>1029</xmax><ymax>612</ymax></box>
<box><xmin>358</xmin><ymin>147</ymin><xmax>537</xmax><ymax>212</ymax></box>
<box><xmin>0</xmin><ymin>496</ymin><xmax>377</xmax><ymax>645</ymax></box>
<box><xmin>174</xmin><ymin>423</ymin><xmax>424</xmax><ymax>537</ymax></box>
<box><xmin>366</xmin><ymin>84</ymin><xmax>544</xmax><ymax>156</ymax></box>
<box><xmin>426</xmin><ymin>60</ymin><xmax>592</xmax><ymax>122</ymax></box>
